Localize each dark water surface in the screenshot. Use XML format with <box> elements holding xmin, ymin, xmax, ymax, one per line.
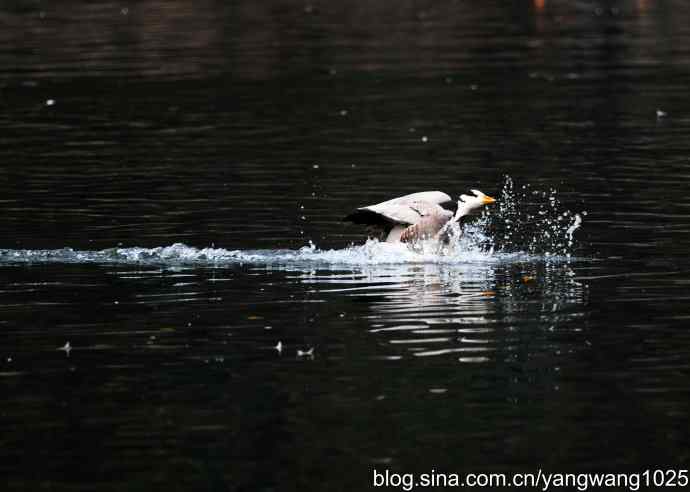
<box><xmin>2</xmin><ymin>1</ymin><xmax>690</xmax><ymax>490</ymax></box>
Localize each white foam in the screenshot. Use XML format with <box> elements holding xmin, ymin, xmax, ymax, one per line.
<box><xmin>0</xmin><ymin>237</ymin><xmax>568</xmax><ymax>268</ymax></box>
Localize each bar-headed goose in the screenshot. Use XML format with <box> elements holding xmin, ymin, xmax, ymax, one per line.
<box><xmin>344</xmin><ymin>190</ymin><xmax>496</xmax><ymax>243</ymax></box>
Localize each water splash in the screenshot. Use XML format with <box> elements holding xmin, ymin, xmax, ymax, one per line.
<box><xmin>566</xmin><ymin>213</ymin><xmax>583</xmax><ymax>248</ymax></box>
<box><xmin>0</xmin><ymin>240</ymin><xmax>539</xmax><ymax>267</ymax></box>
<box><xmin>482</xmin><ymin>175</ymin><xmax>586</xmax><ymax>257</ymax></box>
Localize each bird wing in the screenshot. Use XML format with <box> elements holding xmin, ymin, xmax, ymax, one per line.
<box><xmin>363</xmin><ymin>202</ymin><xmax>424</xmax><ymax>225</ymax></box>
<box><xmin>388</xmin><ymin>191</ymin><xmax>452</xmax><ymax>206</ymax></box>
<box><xmin>343</xmin><ymin>192</ymin><xmax>453</xmax><ymax>240</ymax></box>
<box><xmin>345</xmin><ymin>192</ymin><xmax>452</xmax><ymax>222</ymax></box>
<box><xmin>407</xmin><ymin>200</ymin><xmax>451</xmax><ymax>218</ymax></box>
<box><xmin>358</xmin><ymin>199</ymin><xmax>450</xmax><ymax>226</ymax></box>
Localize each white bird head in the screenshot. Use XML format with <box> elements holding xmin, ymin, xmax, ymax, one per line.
<box><xmin>453</xmin><ymin>189</ymin><xmax>496</xmax><ymax>221</ymax></box>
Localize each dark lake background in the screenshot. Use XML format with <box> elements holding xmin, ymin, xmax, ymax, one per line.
<box><xmin>2</xmin><ymin>0</ymin><xmax>690</xmax><ymax>490</ymax></box>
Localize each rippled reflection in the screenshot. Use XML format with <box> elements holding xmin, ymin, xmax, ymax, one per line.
<box><xmin>263</xmin><ymin>256</ymin><xmax>588</xmax><ymax>364</ymax></box>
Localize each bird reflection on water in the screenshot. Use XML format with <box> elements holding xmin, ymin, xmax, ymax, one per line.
<box><xmin>278</xmin><ymin>255</ymin><xmax>588</xmax><ymax>364</ymax></box>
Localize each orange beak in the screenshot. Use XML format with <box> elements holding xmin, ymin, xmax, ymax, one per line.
<box><xmin>482</xmin><ymin>195</ymin><xmax>496</xmax><ymax>205</ymax></box>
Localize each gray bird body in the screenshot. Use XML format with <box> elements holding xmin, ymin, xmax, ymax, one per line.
<box><xmin>344</xmin><ymin>191</ymin><xmax>456</xmax><ymax>243</ymax></box>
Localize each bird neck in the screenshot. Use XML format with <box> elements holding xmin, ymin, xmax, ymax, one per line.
<box><xmin>451</xmin><ymin>202</ymin><xmax>472</xmax><ymax>223</ymax></box>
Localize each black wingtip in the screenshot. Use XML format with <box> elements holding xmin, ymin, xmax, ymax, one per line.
<box><xmin>343</xmin><ymin>212</ymin><xmax>358</xmax><ymax>223</ymax></box>
<box><xmin>343</xmin><ymin>209</ymin><xmax>370</xmax><ymax>224</ymax></box>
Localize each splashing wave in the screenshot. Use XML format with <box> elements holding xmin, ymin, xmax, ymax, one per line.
<box><xmin>0</xmin><ymin>240</ymin><xmax>547</xmax><ymax>267</ymax></box>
